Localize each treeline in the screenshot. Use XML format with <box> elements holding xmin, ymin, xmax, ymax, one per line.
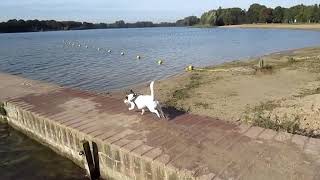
<box><xmin>177</xmin><ymin>3</ymin><xmax>320</xmax><ymax>26</ymax></box>
<box><xmin>2</xmin><ymin>3</ymin><xmax>320</xmax><ymax>33</ymax></box>
<box><xmin>0</xmin><ymin>19</ymin><xmax>176</xmax><ymax>33</ymax></box>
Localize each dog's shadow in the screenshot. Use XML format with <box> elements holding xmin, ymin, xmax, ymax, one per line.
<box><xmin>133</xmin><ymin>106</ymin><xmax>186</xmax><ymax>120</ymax></box>
<box><xmin>161</xmin><ymin>106</ymin><xmax>186</xmax><ymax>121</ymax></box>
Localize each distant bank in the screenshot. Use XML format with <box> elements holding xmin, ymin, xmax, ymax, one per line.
<box><xmin>222</xmin><ymin>23</ymin><xmax>320</xmax><ymax>31</ymax></box>
<box><xmin>2</xmin><ymin>3</ymin><xmax>320</xmax><ymax>33</ymax></box>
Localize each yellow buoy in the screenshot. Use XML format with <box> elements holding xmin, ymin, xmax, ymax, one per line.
<box><xmin>157</xmin><ymin>60</ymin><xmax>163</xmax><ymax>65</ymax></box>
<box><xmin>187</xmin><ymin>65</ymin><xmax>194</xmax><ymax>71</ymax></box>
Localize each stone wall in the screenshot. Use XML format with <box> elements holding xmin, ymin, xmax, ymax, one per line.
<box><xmin>4</xmin><ymin>101</ymin><xmax>195</xmax><ymax>180</ymax></box>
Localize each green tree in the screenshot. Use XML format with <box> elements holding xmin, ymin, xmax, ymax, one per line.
<box><xmin>176</xmin><ymin>16</ymin><xmax>200</xmax><ymax>26</ymax></box>
<box><xmin>273</xmin><ymin>6</ymin><xmax>285</xmax><ymax>23</ymax></box>
<box><xmin>259</xmin><ymin>8</ymin><xmax>273</xmax><ymax>23</ymax></box>
<box><xmin>200</xmin><ymin>10</ymin><xmax>218</xmax><ymax>25</ymax></box>
<box><xmin>218</xmin><ymin>8</ymin><xmax>246</xmax><ymax>25</ymax></box>
<box><xmin>247</xmin><ymin>3</ymin><xmax>267</xmax><ymax>23</ymax></box>
<box><xmin>309</xmin><ymin>4</ymin><xmax>319</xmax><ymax>22</ymax></box>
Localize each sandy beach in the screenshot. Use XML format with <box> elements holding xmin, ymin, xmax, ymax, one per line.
<box><xmin>131</xmin><ymin>46</ymin><xmax>320</xmax><ymax>137</ymax></box>
<box><xmin>222</xmin><ymin>23</ymin><xmax>320</xmax><ymax>31</ymax></box>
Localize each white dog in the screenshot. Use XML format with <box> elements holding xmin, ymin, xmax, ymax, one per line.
<box><xmin>124</xmin><ymin>81</ymin><xmax>165</xmax><ymax>118</ymax></box>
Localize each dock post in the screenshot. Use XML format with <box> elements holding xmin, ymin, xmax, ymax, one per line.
<box><xmin>82</xmin><ymin>140</ymin><xmax>100</xmax><ymax>180</ymax></box>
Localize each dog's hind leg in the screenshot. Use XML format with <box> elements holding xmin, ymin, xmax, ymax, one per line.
<box><xmin>141</xmin><ymin>109</ymin><xmax>145</xmax><ymax>115</ymax></box>
<box><xmin>156</xmin><ymin>103</ymin><xmax>166</xmax><ymax>119</ymax></box>
<box><xmin>149</xmin><ymin>108</ymin><xmax>160</xmax><ymax>118</ymax></box>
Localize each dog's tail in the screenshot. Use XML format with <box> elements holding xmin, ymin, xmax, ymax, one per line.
<box><xmin>150</xmin><ymin>81</ymin><xmax>155</xmax><ymax>101</ymax></box>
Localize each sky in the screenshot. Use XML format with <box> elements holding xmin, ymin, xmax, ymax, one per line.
<box><xmin>0</xmin><ymin>0</ymin><xmax>319</xmax><ymax>23</ymax></box>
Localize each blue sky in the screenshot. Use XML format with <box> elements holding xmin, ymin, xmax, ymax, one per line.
<box><xmin>1</xmin><ymin>0</ymin><xmax>319</xmax><ymax>23</ymax></box>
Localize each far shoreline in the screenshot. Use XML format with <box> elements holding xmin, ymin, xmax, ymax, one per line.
<box><xmin>221</xmin><ymin>23</ymin><xmax>320</xmax><ymax>31</ymax></box>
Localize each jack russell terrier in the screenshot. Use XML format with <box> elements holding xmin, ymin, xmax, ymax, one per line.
<box><xmin>124</xmin><ymin>81</ymin><xmax>165</xmax><ymax>118</ymax></box>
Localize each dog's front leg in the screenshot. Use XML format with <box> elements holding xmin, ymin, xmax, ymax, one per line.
<box><xmin>128</xmin><ymin>102</ymin><xmax>135</xmax><ymax>110</ymax></box>
<box><xmin>141</xmin><ymin>109</ymin><xmax>145</xmax><ymax>115</ymax></box>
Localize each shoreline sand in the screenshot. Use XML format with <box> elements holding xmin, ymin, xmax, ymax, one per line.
<box><xmin>221</xmin><ymin>23</ymin><xmax>320</xmax><ymax>31</ymax></box>
<box><xmin>132</xmin><ymin>46</ymin><xmax>320</xmax><ymax>137</ymax></box>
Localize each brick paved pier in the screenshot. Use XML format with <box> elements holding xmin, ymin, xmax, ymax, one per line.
<box><xmin>0</xmin><ymin>73</ymin><xmax>320</xmax><ymax>180</ymax></box>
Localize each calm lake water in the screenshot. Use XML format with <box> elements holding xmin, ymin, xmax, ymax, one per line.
<box><xmin>0</xmin><ymin>27</ymin><xmax>320</xmax><ymax>92</ymax></box>
<box><xmin>0</xmin><ymin>121</ymin><xmax>87</xmax><ymax>180</ymax></box>
<box><xmin>1</xmin><ymin>27</ymin><xmax>320</xmax><ymax>179</ymax></box>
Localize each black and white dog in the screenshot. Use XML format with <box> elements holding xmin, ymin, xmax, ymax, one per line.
<box><xmin>124</xmin><ymin>81</ymin><xmax>165</xmax><ymax>118</ymax></box>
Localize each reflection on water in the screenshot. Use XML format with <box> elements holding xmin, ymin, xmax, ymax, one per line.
<box><xmin>0</xmin><ymin>120</ymin><xmax>87</xmax><ymax>180</ymax></box>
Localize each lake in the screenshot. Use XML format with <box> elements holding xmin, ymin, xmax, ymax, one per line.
<box><xmin>1</xmin><ymin>27</ymin><xmax>320</xmax><ymax>92</ymax></box>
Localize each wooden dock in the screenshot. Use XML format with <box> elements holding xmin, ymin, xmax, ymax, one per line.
<box><xmin>1</xmin><ymin>72</ymin><xmax>319</xmax><ymax>180</ymax></box>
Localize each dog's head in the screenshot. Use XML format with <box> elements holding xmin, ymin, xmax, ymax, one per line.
<box><xmin>123</xmin><ymin>89</ymin><xmax>135</xmax><ymax>105</ymax></box>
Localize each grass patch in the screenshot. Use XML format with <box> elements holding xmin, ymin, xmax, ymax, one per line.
<box><xmin>294</xmin><ymin>87</ymin><xmax>320</xmax><ymax>98</ymax></box>
<box><xmin>194</xmin><ymin>102</ymin><xmax>209</xmax><ymax>109</ymax></box>
<box><xmin>251</xmin><ymin>101</ymin><xmax>280</xmax><ymax>112</ymax></box>
<box><xmin>0</xmin><ymin>116</ymin><xmax>7</xmax><ymax>123</ymax></box>
<box><xmin>306</xmin><ymin>60</ymin><xmax>320</xmax><ymax>73</ymax></box>
<box><xmin>166</xmin><ymin>73</ymin><xmax>202</xmax><ymax>107</ymax></box>
<box><xmin>248</xmin><ymin>113</ymin><xmax>319</xmax><ymax>138</ymax></box>
<box><xmin>206</xmin><ymin>60</ymin><xmax>254</xmax><ymax>70</ymax></box>
<box><xmin>287</xmin><ymin>57</ymin><xmax>297</xmax><ymax>64</ymax></box>
<box><xmin>254</xmin><ymin>64</ymin><xmax>273</xmax><ymax>73</ymax></box>
<box><xmin>0</xmin><ymin>103</ymin><xmax>6</xmax><ymax>116</ymax></box>
<box><xmin>244</xmin><ymin>101</ymin><xmax>319</xmax><ymax>138</ymax></box>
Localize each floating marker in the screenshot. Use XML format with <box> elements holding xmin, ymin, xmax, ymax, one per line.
<box><xmin>136</xmin><ymin>55</ymin><xmax>141</xmax><ymax>59</ymax></box>
<box><xmin>186</xmin><ymin>65</ymin><xmax>194</xmax><ymax>71</ymax></box>
<box><xmin>157</xmin><ymin>60</ymin><xmax>163</xmax><ymax>65</ymax></box>
<box><xmin>107</xmin><ymin>49</ymin><xmax>111</xmax><ymax>53</ymax></box>
<box><xmin>78</xmin><ymin>44</ymin><xmax>81</xmax><ymax>47</ymax></box>
<box><xmin>98</xmin><ymin>48</ymin><xmax>101</xmax><ymax>51</ymax></box>
<box><xmin>85</xmin><ymin>45</ymin><xmax>88</xmax><ymax>48</ymax></box>
<box><xmin>121</xmin><ymin>52</ymin><xmax>125</xmax><ymax>56</ymax></box>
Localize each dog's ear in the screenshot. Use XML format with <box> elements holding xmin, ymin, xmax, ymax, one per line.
<box><xmin>130</xmin><ymin>89</ymin><xmax>135</xmax><ymax>94</ymax></box>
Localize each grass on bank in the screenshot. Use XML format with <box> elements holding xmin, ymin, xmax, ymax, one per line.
<box><xmin>244</xmin><ymin>100</ymin><xmax>320</xmax><ymax>138</ymax></box>
<box><xmin>0</xmin><ymin>103</ymin><xmax>7</xmax><ymax>123</ymax></box>
<box><xmin>0</xmin><ymin>103</ymin><xmax>6</xmax><ymax>116</ymax></box>
<box><xmin>165</xmin><ymin>73</ymin><xmax>202</xmax><ymax>109</ymax></box>
<box><xmin>0</xmin><ymin>116</ymin><xmax>7</xmax><ymax>123</ymax></box>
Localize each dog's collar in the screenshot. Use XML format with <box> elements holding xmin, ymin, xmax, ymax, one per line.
<box><xmin>130</xmin><ymin>94</ymin><xmax>139</xmax><ymax>106</ymax></box>
<box><xmin>131</xmin><ymin>94</ymin><xmax>139</xmax><ymax>101</ymax></box>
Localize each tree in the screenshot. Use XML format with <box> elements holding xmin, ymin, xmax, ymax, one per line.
<box><xmin>259</xmin><ymin>8</ymin><xmax>273</xmax><ymax>23</ymax></box>
<box><xmin>247</xmin><ymin>3</ymin><xmax>267</xmax><ymax>23</ymax></box>
<box><xmin>200</xmin><ymin>10</ymin><xmax>218</xmax><ymax>25</ymax></box>
<box><xmin>309</xmin><ymin>4</ymin><xmax>319</xmax><ymax>22</ymax></box>
<box><xmin>273</xmin><ymin>6</ymin><xmax>285</xmax><ymax>23</ymax></box>
<box><xmin>115</xmin><ymin>20</ymin><xmax>126</xmax><ymax>28</ymax></box>
<box><xmin>176</xmin><ymin>16</ymin><xmax>200</xmax><ymax>26</ymax></box>
<box><xmin>317</xmin><ymin>4</ymin><xmax>320</xmax><ymax>22</ymax></box>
